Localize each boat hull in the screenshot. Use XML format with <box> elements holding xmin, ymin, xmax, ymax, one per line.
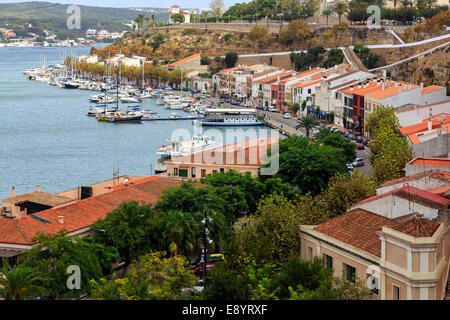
<box><xmin>201</xmin><ymin>122</ymin><xmax>265</xmax><ymax>126</ymax></box>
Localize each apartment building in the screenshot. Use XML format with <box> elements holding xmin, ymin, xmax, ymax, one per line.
<box><xmin>300</xmin><ymin>171</ymin><xmax>450</xmax><ymax>300</ymax></box>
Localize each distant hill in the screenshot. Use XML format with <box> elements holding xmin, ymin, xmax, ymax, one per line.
<box><xmin>0</xmin><ymin>2</ymin><xmax>169</xmax><ymax>36</ymax></box>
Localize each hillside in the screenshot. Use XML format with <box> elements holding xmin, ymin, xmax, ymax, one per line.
<box><xmin>0</xmin><ymin>2</ymin><xmax>168</xmax><ymax>35</ymax></box>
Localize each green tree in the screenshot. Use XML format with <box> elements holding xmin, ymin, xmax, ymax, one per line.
<box><xmin>171</xmin><ymin>13</ymin><xmax>185</xmax><ymax>23</ymax></box>
<box><xmin>248</xmin><ymin>25</ymin><xmax>268</xmax><ymax>48</ymax></box>
<box><xmin>20</xmin><ymin>233</ymin><xmax>106</xmax><ymax>299</ymax></box>
<box><xmin>333</xmin><ymin>1</ymin><xmax>349</xmax><ymax>23</ymax></box>
<box><xmin>0</xmin><ymin>266</ymin><xmax>47</xmax><ymax>300</ymax></box>
<box><xmin>90</xmin><ymin>252</ymin><xmax>196</xmax><ymax>300</ymax></box>
<box><xmin>289</xmin><ymin>103</ymin><xmax>300</xmax><ymax>116</ymax></box>
<box><xmin>322</xmin><ymin>9</ymin><xmax>332</xmax><ymax>25</ymax></box>
<box><xmin>272</xmin><ymin>136</ymin><xmax>347</xmax><ymax>195</ymax></box>
<box><xmin>278</xmin><ymin>19</ymin><xmax>310</xmax><ymax>49</ymax></box>
<box><xmin>365</xmin><ymin>105</ymin><xmax>401</xmax><ymax>139</ymax></box>
<box><xmin>295</xmin><ymin>115</ymin><xmax>318</xmax><ymax>137</ymax></box>
<box><xmin>315</xmin><ymin>130</ymin><xmax>356</xmax><ymax>162</ymax></box>
<box><xmin>270</xmin><ymin>256</ymin><xmax>333</xmax><ymax>299</ymax></box>
<box><xmin>321</xmin><ymin>172</ymin><xmax>377</xmax><ymax>218</ymax></box>
<box><xmin>92</xmin><ymin>201</ymin><xmax>160</xmax><ymax>264</ymax></box>
<box><xmin>233</xmin><ymin>194</ymin><xmax>324</xmax><ymax>264</ymax></box>
<box><xmin>224</xmin><ymin>52</ymin><xmax>239</xmax><ymax>68</ymax></box>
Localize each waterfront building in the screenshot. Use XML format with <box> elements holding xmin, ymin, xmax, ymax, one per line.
<box><xmin>0</xmin><ymin>176</ymin><xmax>183</xmax><ymax>262</ymax></box>
<box><xmin>1</xmin><ymin>176</ymin><xmax>146</xmax><ymax>218</ymax></box>
<box><xmin>165</xmin><ymin>137</ymin><xmax>278</xmax><ymax>179</ymax></box>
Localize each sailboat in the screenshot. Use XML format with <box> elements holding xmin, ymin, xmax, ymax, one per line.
<box><xmin>97</xmin><ymin>60</ymin><xmax>142</xmax><ymax>123</ymax></box>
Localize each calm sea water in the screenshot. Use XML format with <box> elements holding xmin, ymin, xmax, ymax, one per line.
<box><xmin>0</xmin><ymin>46</ymin><xmax>272</xmax><ymax>200</ymax></box>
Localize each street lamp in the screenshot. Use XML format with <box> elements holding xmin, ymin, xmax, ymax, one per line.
<box><xmin>201</xmin><ymin>198</ymin><xmax>212</xmax><ymax>281</ymax></box>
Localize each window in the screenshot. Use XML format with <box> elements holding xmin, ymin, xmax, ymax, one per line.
<box><xmin>308</xmin><ymin>88</ymin><xmax>311</xmax><ymax>94</ymax></box>
<box><xmin>173</xmin><ymin>168</ymin><xmax>178</xmax><ymax>176</ymax></box>
<box><xmin>201</xmin><ymin>169</ymin><xmax>206</xmax><ymax>177</ymax></box>
<box><xmin>323</xmin><ymin>254</ymin><xmax>333</xmax><ymax>270</ymax></box>
<box><xmin>191</xmin><ymin>167</ymin><xmax>196</xmax><ymax>178</ymax></box>
<box><xmin>343</xmin><ymin>263</ymin><xmax>356</xmax><ymax>283</ymax></box>
<box><xmin>307</xmin><ymin>246</ymin><xmax>313</xmax><ymax>260</ymax></box>
<box><xmin>212</xmin><ymin>170</ymin><xmax>218</xmax><ymax>175</ymax></box>
<box><xmin>179</xmin><ymin>169</ymin><xmax>188</xmax><ymax>178</ymax></box>
<box><xmin>393</xmin><ymin>285</ymin><xmax>400</xmax><ymax>300</ymax></box>
<box><xmin>220</xmin><ymin>168</ymin><xmax>225</xmax><ymax>173</ymax></box>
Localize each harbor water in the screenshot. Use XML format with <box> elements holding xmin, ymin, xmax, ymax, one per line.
<box><xmin>0</xmin><ymin>46</ymin><xmax>274</xmax><ymax>199</ymax></box>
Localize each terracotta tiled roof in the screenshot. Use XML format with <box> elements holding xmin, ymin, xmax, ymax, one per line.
<box><xmin>400</xmin><ymin>115</ymin><xmax>450</xmax><ymax>136</ymax></box>
<box><xmin>391</xmin><ymin>216</ymin><xmax>440</xmax><ymax>237</ymax></box>
<box><xmin>427</xmin><ymin>185</ymin><xmax>450</xmax><ymax>195</ymax></box>
<box><xmin>421</xmin><ymin>85</ymin><xmax>445</xmax><ymax>94</ymax></box>
<box><xmin>295</xmin><ymin>79</ymin><xmax>322</xmax><ymax>88</ymax></box>
<box><xmin>354</xmin><ymin>185</ymin><xmax>450</xmax><ymax>209</ymax></box>
<box><xmin>168</xmin><ymin>137</ymin><xmax>279</xmax><ymax>167</ymax></box>
<box><xmin>408</xmin><ymin>158</ymin><xmax>450</xmax><ymax>167</ymax></box>
<box><xmin>167</xmin><ymin>54</ymin><xmax>200</xmax><ymax>67</ymax></box>
<box><xmin>314</xmin><ymin>209</ymin><xmax>398</xmax><ymax>257</ymax></box>
<box><xmin>367</xmin><ymin>83</ymin><xmax>419</xmax><ymax>100</ymax></box>
<box><xmin>3</xmin><ymin>192</ymin><xmax>73</xmax><ymax>207</ymax></box>
<box><xmin>0</xmin><ymin>176</ymin><xmax>183</xmax><ymax>246</ymax></box>
<box><xmin>379</xmin><ymin>169</ymin><xmax>450</xmax><ymax>187</ymax></box>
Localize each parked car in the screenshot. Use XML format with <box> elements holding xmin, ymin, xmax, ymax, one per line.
<box><xmin>206</xmin><ymin>93</ymin><xmax>211</xmax><ymax>98</ymax></box>
<box><xmin>348</xmin><ymin>134</ymin><xmax>357</xmax><ymax>140</ymax></box>
<box><xmin>283</xmin><ymin>112</ymin><xmax>292</xmax><ymax>119</ymax></box>
<box><xmin>191</xmin><ymin>280</ymin><xmax>204</xmax><ymax>294</ymax></box>
<box><xmin>190</xmin><ymin>254</ymin><xmax>225</xmax><ymax>276</ymax></box>
<box><xmin>356</xmin><ymin>143</ymin><xmax>365</xmax><ymax>150</ymax></box>
<box><xmin>352</xmin><ymin>158</ymin><xmax>365</xmax><ymax>167</ymax></box>
<box><xmin>356</xmin><ymin>136</ymin><xmax>363</xmax><ymax>143</ymax></box>
<box><xmin>346</xmin><ymin>163</ymin><xmax>354</xmax><ymax>176</ymax></box>
<box><xmin>268</xmin><ymin>106</ymin><xmax>277</xmax><ymax>112</ymax></box>
<box><xmin>343</xmin><ymin>131</ymin><xmax>350</xmax><ymax>138</ymax></box>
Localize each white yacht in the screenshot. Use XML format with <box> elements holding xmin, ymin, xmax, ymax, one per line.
<box><xmin>155</xmin><ymin>129</ymin><xmax>222</xmax><ymax>174</ymax></box>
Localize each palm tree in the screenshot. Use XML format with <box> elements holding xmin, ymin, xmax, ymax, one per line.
<box><xmin>145</xmin><ymin>16</ymin><xmax>150</xmax><ymax>27</ymax></box>
<box><xmin>160</xmin><ymin>210</ymin><xmax>200</xmax><ymax>256</ymax></box>
<box><xmin>0</xmin><ymin>266</ymin><xmax>47</xmax><ymax>300</ymax></box>
<box><xmin>424</xmin><ymin>0</ymin><xmax>438</xmax><ymax>18</ymax></box>
<box><xmin>296</xmin><ymin>116</ymin><xmax>319</xmax><ymax>138</ymax></box>
<box><xmin>202</xmin><ymin>11</ymin><xmax>209</xmax><ymax>31</ymax></box>
<box><xmin>151</xmin><ymin>14</ymin><xmax>156</xmax><ymax>28</ymax></box>
<box><xmin>322</xmin><ymin>9</ymin><xmax>332</xmax><ymax>25</ymax></box>
<box><xmin>334</xmin><ymin>2</ymin><xmax>349</xmax><ymax>23</ymax></box>
<box><xmin>400</xmin><ymin>0</ymin><xmax>411</xmax><ymax>24</ymax></box>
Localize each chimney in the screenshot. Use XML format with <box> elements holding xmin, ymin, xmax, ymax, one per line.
<box><xmin>36</xmin><ymin>184</ymin><xmax>40</xmax><ymax>192</ymax></box>
<box><xmin>11</xmin><ymin>186</ymin><xmax>16</xmax><ymax>197</ymax></box>
<box><xmin>58</xmin><ymin>216</ymin><xmax>64</xmax><ymax>224</ymax></box>
<box><xmin>382</xmin><ymin>81</ymin><xmax>385</xmax><ymax>90</ymax></box>
<box><xmin>420</xmin><ymin>82</ymin><xmax>424</xmax><ymax>89</ymax></box>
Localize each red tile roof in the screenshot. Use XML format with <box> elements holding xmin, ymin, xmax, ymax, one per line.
<box><xmin>168</xmin><ymin>137</ymin><xmax>279</xmax><ymax>167</ymax></box>
<box><xmin>391</xmin><ymin>216</ymin><xmax>440</xmax><ymax>237</ymax></box>
<box><xmin>379</xmin><ymin>169</ymin><xmax>450</xmax><ymax>187</ymax></box>
<box><xmin>314</xmin><ymin>209</ymin><xmax>398</xmax><ymax>257</ymax></box>
<box><xmin>0</xmin><ymin>176</ymin><xmax>183</xmax><ymax>246</ymax></box>
<box><xmin>421</xmin><ymin>85</ymin><xmax>445</xmax><ymax>94</ymax></box>
<box><xmin>409</xmin><ymin>158</ymin><xmax>450</xmax><ymax>167</ymax></box>
<box><xmin>427</xmin><ymin>185</ymin><xmax>450</xmax><ymax>195</ymax></box>
<box><xmin>400</xmin><ymin>115</ymin><xmax>450</xmax><ymax>136</ymax></box>
<box><xmin>313</xmin><ymin>209</ymin><xmax>441</xmax><ymax>257</ymax></box>
<box><xmin>167</xmin><ymin>54</ymin><xmax>200</xmax><ymax>67</ymax></box>
<box><xmin>355</xmin><ymin>185</ymin><xmax>450</xmax><ymax>209</ymax></box>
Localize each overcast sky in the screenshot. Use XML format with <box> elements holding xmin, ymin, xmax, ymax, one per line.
<box><xmin>0</xmin><ymin>0</ymin><xmax>244</xmax><ymax>8</ymax></box>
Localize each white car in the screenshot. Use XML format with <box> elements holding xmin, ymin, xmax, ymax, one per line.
<box><xmin>268</xmin><ymin>107</ymin><xmax>277</xmax><ymax>112</ymax></box>
<box><xmin>283</xmin><ymin>113</ymin><xmax>292</xmax><ymax>119</ymax></box>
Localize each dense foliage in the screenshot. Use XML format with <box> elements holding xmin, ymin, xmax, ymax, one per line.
<box><xmin>20</xmin><ymin>233</ymin><xmax>119</xmax><ymax>299</ymax></box>
<box><xmin>89</xmin><ymin>252</ymin><xmax>196</xmax><ymax>300</ymax></box>
<box><xmin>271</xmin><ymin>135</ymin><xmax>348</xmax><ymax>195</ymax></box>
